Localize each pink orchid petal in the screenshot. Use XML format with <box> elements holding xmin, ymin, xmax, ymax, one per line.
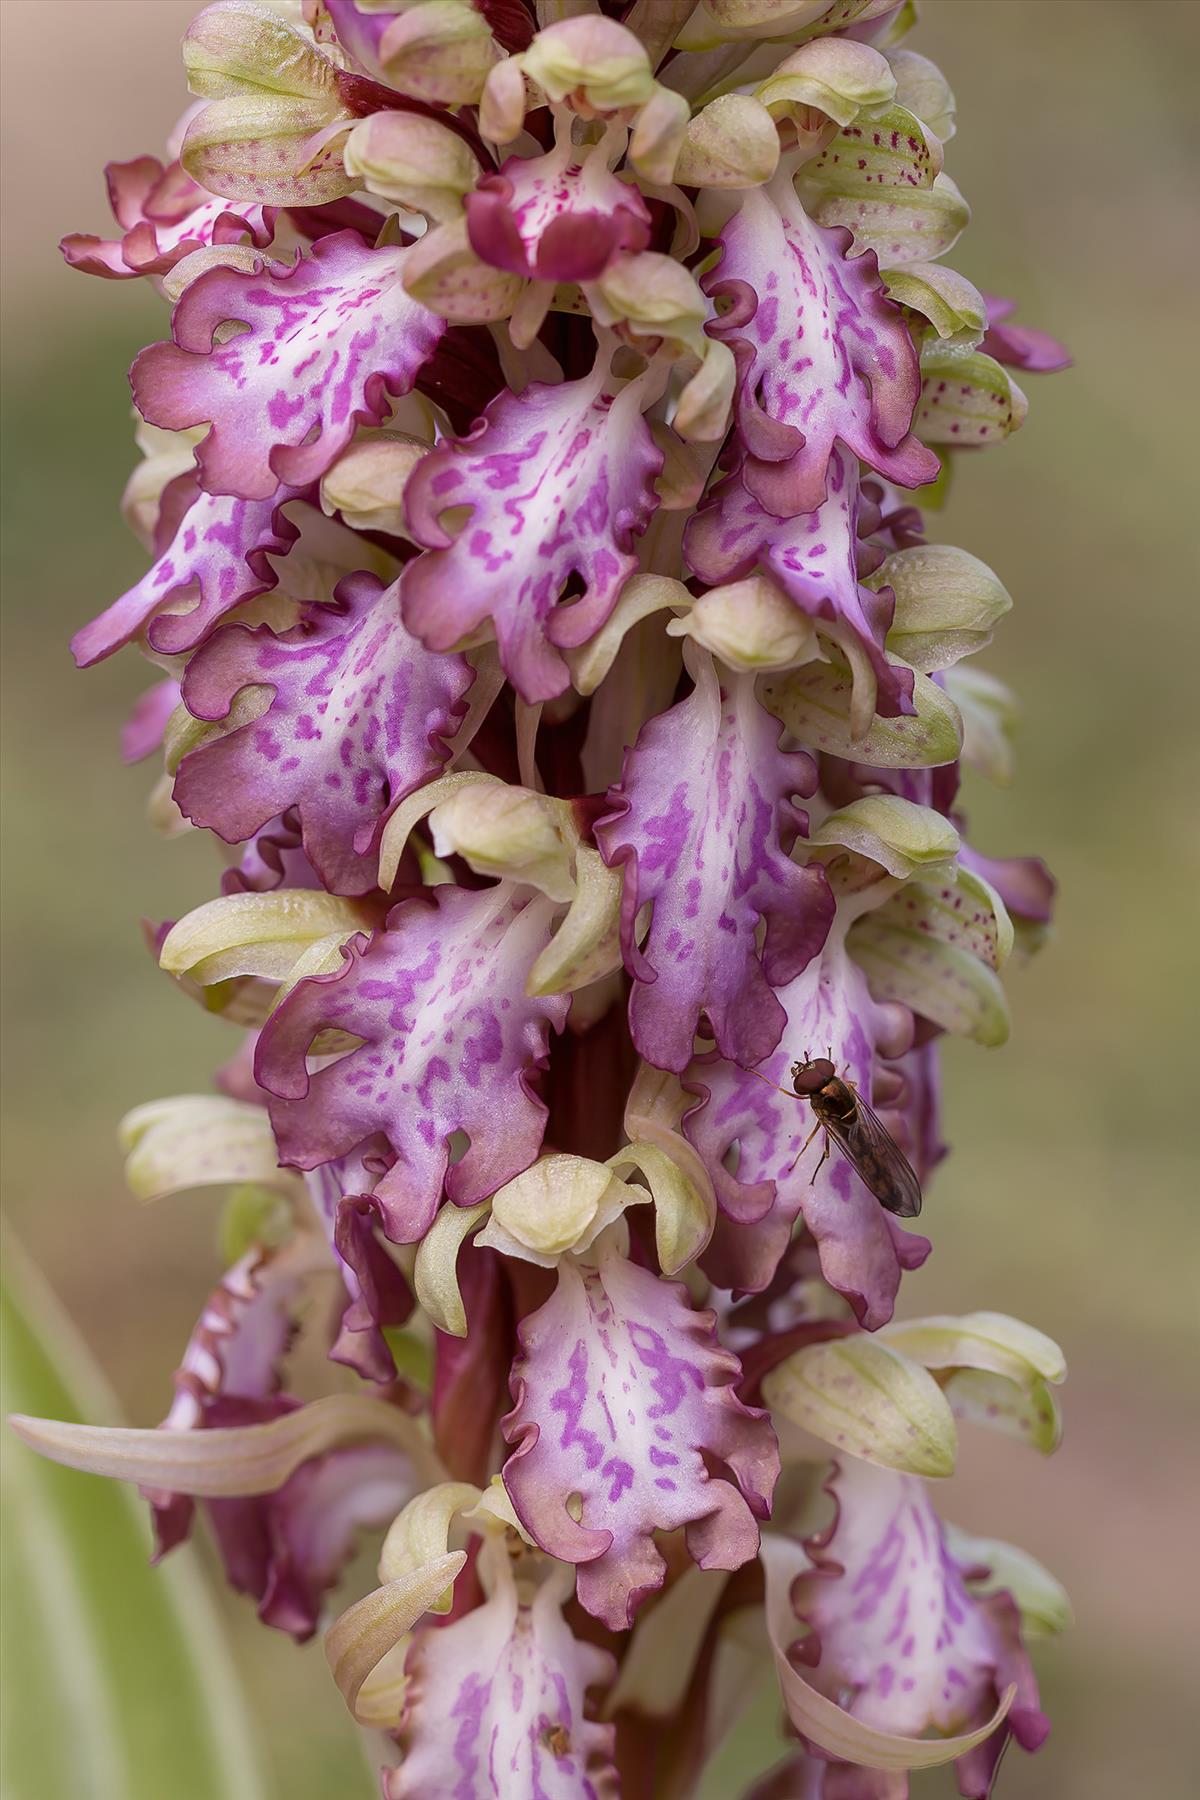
<box><xmin>503</xmin><ymin>1241</ymin><xmax>779</xmax><ymax>1630</ymax></box>
<box><xmin>256</xmin><ymin>887</ymin><xmax>569</xmax><ymax>1241</ymax></box>
<box><xmin>386</xmin><ymin>1559</ymin><xmax>618</xmax><ymax>1797</ymax></box>
<box><xmin>175</xmin><ymin>571</ymin><xmax>473</xmax><ymax>894</ymax></box>
<box><xmin>685</xmin><ymin>920</ymin><xmax>929</xmax><ymax>1324</ymax></box>
<box><xmin>707</xmin><ymin>179</ymin><xmax>938</xmax><ymax>516</ymax></box>
<box><xmin>72</xmin><ymin>474</ymin><xmax>303</xmax><ymax>667</ymax></box>
<box><xmin>133</xmin><ymin>232</ymin><xmax>444</xmax><ymax>501</ymax></box>
<box><xmin>598</xmin><ymin>655</ymin><xmax>834</xmax><ymax>1074</ymax></box>
<box><xmin>402</xmin><ymin>361</ymin><xmax>663</xmax><ymax>702</ymax></box>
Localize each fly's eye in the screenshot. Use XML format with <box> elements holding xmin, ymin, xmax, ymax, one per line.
<box><xmin>790</xmin><ymin>1061</ymin><xmax>824</xmax><ymax>1096</ymax></box>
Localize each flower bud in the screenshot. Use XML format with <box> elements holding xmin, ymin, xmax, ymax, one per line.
<box><xmin>159</xmin><ymin>890</ymin><xmax>375</xmax><ymax>985</ymax></box>
<box><xmin>319</xmin><ymin>433</ymin><xmax>429</xmax><ymax>537</ymax></box>
<box><xmin>479</xmin><ymin>1154</ymin><xmax>634</xmax><ymax>1263</ymax></box>
<box><xmin>591</xmin><ymin>251</ymin><xmax>708</xmax><ymax>354</ymax></box>
<box><xmin>428</xmin><ymin>782</ymin><xmax>577</xmax><ymax>901</ymax></box>
<box><xmin>343</xmin><ymin>111</ymin><xmax>480</xmax><ymax>221</ymax></box>
<box><xmin>917</xmin><ymin>347</ymin><xmax>1028</xmax><ymax>447</ymax></box>
<box><xmin>375</xmin><ymin>0</ymin><xmax>500</xmax><ymax>107</ymax></box>
<box><xmin>879</xmin><ymin>1310</ymin><xmax>1065</xmax><ymax>1386</ymax></box>
<box><xmin>762</xmin><ymin>1335</ymin><xmax>958</xmax><ymax>1478</ymax></box>
<box><xmin>808</xmin><ymin>794</ymin><xmax>960</xmax><ymax>879</ymax></box>
<box><xmin>672</xmin><ymin>340</ymin><xmax>736</xmax><ymax>443</ymax></box>
<box><xmin>669</xmin><ymin>575</ymin><xmax>822</xmax><ymax>671</ymax></box>
<box><xmin>761</xmin><ymin>654</ymin><xmax>964</xmax><ymax>768</ymax></box>
<box><xmin>874</xmin><ymin>542</ymin><xmax>1011</xmax><ymax>673</ymax></box>
<box><xmin>521</xmin><ymin>18</ymin><xmax>655</xmax><ymax>115</ymax></box>
<box><xmin>943</xmin><ymin>1527</ymin><xmax>1073</xmax><ymax>1640</ymax></box>
<box><xmin>883</xmin><ymin>261</ymin><xmax>987</xmax><ymax>351</ymax></box>
<box><xmin>478</xmin><ymin>55</ymin><xmax>529</xmax><ymax>144</ymax></box>
<box><xmin>756</xmin><ymin>38</ymin><xmax>895</xmax><ymax>128</ymax></box>
<box><xmin>673</xmin><ymin>93</ymin><xmax>780</xmax><ymax>189</ymax></box>
<box><xmin>880</xmin><ymin>1311</ymin><xmax>1066</xmax><ymax>1454</ymax></box>
<box><xmin>119</xmin><ymin>1093</ymin><xmax>298</xmax><ymax>1204</ymax></box>
<box><xmin>678</xmin><ymin>0</ymin><xmax>896</xmax><ymax>50</ymax></box>
<box><xmin>402</xmin><ymin>216</ymin><xmax>524</xmax><ymax>322</ymax></box>
<box><xmin>184</xmin><ymin>0</ymin><xmax>341</xmax><ymax>100</ymax></box>
<box><xmin>628</xmin><ymin>85</ymin><xmax>691</xmax><ymax>185</ymax></box>
<box><xmin>942</xmin><ymin>664</ymin><xmax>1020</xmax><ymax>784</ymax></box>
<box><xmin>181</xmin><ymin>93</ymin><xmax>357</xmax><ymax>205</ymax></box>
<box><xmin>891</xmin><ymin>46</ymin><xmax>957</xmax><ymax>143</ymax></box>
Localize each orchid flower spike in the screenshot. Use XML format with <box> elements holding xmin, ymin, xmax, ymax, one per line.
<box><xmin>19</xmin><ymin>0</ymin><xmax>1073</xmax><ymax>1792</ymax></box>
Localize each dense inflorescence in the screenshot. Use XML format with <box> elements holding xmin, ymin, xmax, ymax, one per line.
<box><xmin>18</xmin><ymin>2</ymin><xmax>1073</xmax><ymax>1794</ymax></box>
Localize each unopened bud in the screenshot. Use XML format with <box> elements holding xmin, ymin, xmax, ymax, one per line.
<box><xmin>628</xmin><ymin>86</ymin><xmax>690</xmax><ymax>185</ymax></box>
<box><xmin>756</xmin><ymin>38</ymin><xmax>895</xmax><ymax>128</ymax></box>
<box><xmin>184</xmin><ymin>0</ymin><xmax>340</xmax><ymax>100</ymax></box>
<box><xmin>591</xmin><ymin>251</ymin><xmax>708</xmax><ymax>354</ymax></box>
<box><xmin>873</xmin><ymin>542</ymin><xmax>1011</xmax><ymax>674</ymax></box>
<box><xmin>809</xmin><ymin>795</ymin><xmax>960</xmax><ymax>879</ymax></box>
<box><xmin>181</xmin><ymin>94</ymin><xmax>356</xmax><ymax>205</ymax></box>
<box><xmin>478</xmin><ymin>56</ymin><xmax>529</xmax><ymax>144</ymax></box>
<box><xmin>674</xmin><ymin>93</ymin><xmax>780</xmax><ymax>189</ymax></box>
<box><xmin>319</xmin><ymin>434</ymin><xmax>429</xmax><ymax>537</ymax></box>
<box><xmin>480</xmin><ymin>1154</ymin><xmax>634</xmax><ymax>1263</ymax></box>
<box><xmin>159</xmin><ymin>889</ymin><xmax>374</xmax><ymax>986</ymax></box>
<box><xmin>880</xmin><ymin>1312</ymin><xmax>1065</xmax><ymax>1456</ymax></box>
<box><xmin>343</xmin><ymin>111</ymin><xmax>480</xmax><ymax>222</ymax></box>
<box><xmin>428</xmin><ymin>782</ymin><xmax>576</xmax><ymax>901</ymax></box>
<box><xmin>376</xmin><ymin>0</ymin><xmax>500</xmax><ymax>108</ymax></box>
<box><xmin>762</xmin><ymin>1335</ymin><xmax>957</xmax><ymax>1478</ymax></box>
<box><xmin>402</xmin><ymin>216</ymin><xmax>524</xmax><ymax>323</ymax></box>
<box><xmin>522</xmin><ymin>18</ymin><xmax>655</xmax><ymax>115</ymax></box>
<box><xmin>669</xmin><ymin>575</ymin><xmax>822</xmax><ymax>671</ymax></box>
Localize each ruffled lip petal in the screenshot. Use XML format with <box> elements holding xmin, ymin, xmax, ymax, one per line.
<box><xmin>686</xmin><ymin>923</ymin><xmax>927</xmax><ymax>1326</ymax></box>
<box><xmin>705</xmin><ymin>175</ymin><xmax>938</xmax><ymax>517</ymax></box>
<box><xmin>174</xmin><ymin>571</ymin><xmax>473</xmax><ymax>895</ymax></box>
<box><xmin>132</xmin><ymin>232</ymin><xmax>444</xmax><ymax>502</ymax></box>
<box><xmin>502</xmin><ymin>1240</ymin><xmax>779</xmax><ymax>1630</ymax></box>
<box><xmin>401</xmin><ymin>356</ymin><xmax>663</xmax><ymax>702</ymax></box>
<box><xmin>61</xmin><ymin>154</ymin><xmax>275</xmax><ymax>281</ymax></box>
<box><xmin>769</xmin><ymin>1457</ymin><xmax>1047</xmax><ymax>1785</ymax></box>
<box><xmin>384</xmin><ymin>1551</ymin><xmax>618</xmax><ymax>1796</ymax></box>
<box><xmin>980</xmin><ymin>294</ymin><xmax>1072</xmax><ymax>374</ymax></box>
<box><xmin>464</xmin><ymin>135</ymin><xmax>651</xmax><ymax>284</ymax></box>
<box><xmin>597</xmin><ymin>655</ymin><xmax>834</xmax><ymax>1074</ymax></box>
<box><xmin>121</xmin><ymin>678</ymin><xmax>181</xmax><ymax>764</ymax></box>
<box><xmin>255</xmin><ymin>886</ymin><xmax>568</xmax><ymax>1243</ymax></box>
<box><xmin>761</xmin><ymin>1471</ymin><xmax>1031</xmax><ymax>1778</ymax></box>
<box><xmin>684</xmin><ymin>445</ymin><xmax>916</xmax><ymax>722</ymax></box>
<box><xmin>71</xmin><ymin>477</ymin><xmax>303</xmax><ymax>668</ymax></box>
<box><xmin>332</xmin><ymin>1192</ymin><xmax>415</xmax><ymax>1382</ymax></box>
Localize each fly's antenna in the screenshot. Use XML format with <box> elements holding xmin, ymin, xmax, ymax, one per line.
<box><xmin>743</xmin><ymin>1066</ymin><xmax>795</xmax><ymax>1099</ymax></box>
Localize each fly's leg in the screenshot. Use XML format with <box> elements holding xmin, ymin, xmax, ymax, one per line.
<box><xmin>788</xmin><ymin>1119</ymin><xmax>823</xmax><ymax>1176</ymax></box>
<box><xmin>809</xmin><ymin>1134</ymin><xmax>831</xmax><ymax>1187</ymax></box>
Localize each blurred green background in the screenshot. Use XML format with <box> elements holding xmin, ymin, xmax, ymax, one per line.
<box><xmin>1</xmin><ymin>2</ymin><xmax>1196</xmax><ymax>1795</ymax></box>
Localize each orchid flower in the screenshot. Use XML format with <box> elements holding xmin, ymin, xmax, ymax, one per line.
<box><xmin>13</xmin><ymin>0</ymin><xmax>1072</xmax><ymax>1792</ymax></box>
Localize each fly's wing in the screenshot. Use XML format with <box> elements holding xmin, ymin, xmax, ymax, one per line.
<box><xmin>823</xmin><ymin>1096</ymin><xmax>923</xmax><ymax>1218</ymax></box>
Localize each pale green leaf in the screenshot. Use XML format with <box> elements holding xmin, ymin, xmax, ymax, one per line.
<box><xmin>1</xmin><ymin>1232</ymin><xmax>267</xmax><ymax>1800</ymax></box>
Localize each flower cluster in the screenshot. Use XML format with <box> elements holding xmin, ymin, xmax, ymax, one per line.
<box><xmin>16</xmin><ymin>1</ymin><xmax>1072</xmax><ymax>1793</ymax></box>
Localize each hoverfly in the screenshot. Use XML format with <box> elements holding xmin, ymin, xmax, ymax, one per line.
<box><xmin>747</xmin><ymin>1054</ymin><xmax>923</xmax><ymax>1218</ymax></box>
